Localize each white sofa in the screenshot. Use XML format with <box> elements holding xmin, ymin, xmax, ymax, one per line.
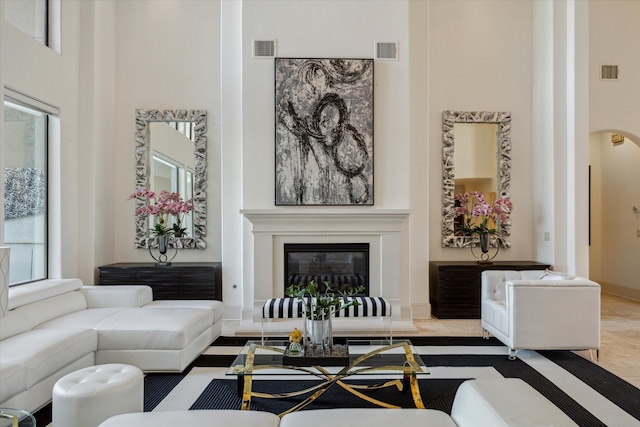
<box><xmin>98</xmin><ymin>379</ymin><xmax>578</xmax><ymax>427</ymax></box>
<box><xmin>0</xmin><ymin>276</ymin><xmax>224</xmax><ymax>414</ymax></box>
<box><xmin>481</xmin><ymin>269</ymin><xmax>601</xmax><ymax>359</ymax></box>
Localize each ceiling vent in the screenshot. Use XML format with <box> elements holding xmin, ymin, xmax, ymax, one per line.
<box><xmin>601</xmin><ymin>65</ymin><xmax>619</xmax><ymax>80</ymax></box>
<box><xmin>253</xmin><ymin>40</ymin><xmax>276</xmax><ymax>58</ymax></box>
<box><xmin>375</xmin><ymin>42</ymin><xmax>398</xmax><ymax>61</ymax></box>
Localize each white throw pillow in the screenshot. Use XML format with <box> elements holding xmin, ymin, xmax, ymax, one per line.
<box><xmin>538</xmin><ymin>269</ymin><xmax>570</xmax><ymax>280</ymax></box>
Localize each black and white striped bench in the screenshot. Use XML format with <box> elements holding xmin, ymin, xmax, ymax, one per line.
<box><xmin>261</xmin><ymin>296</ymin><xmax>392</xmax><ymax>343</ymax></box>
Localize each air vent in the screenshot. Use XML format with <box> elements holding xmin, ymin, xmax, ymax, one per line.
<box><xmin>253</xmin><ymin>40</ymin><xmax>276</xmax><ymax>58</ymax></box>
<box><xmin>601</xmin><ymin>65</ymin><xmax>618</xmax><ymax>80</ymax></box>
<box><xmin>375</xmin><ymin>42</ymin><xmax>398</xmax><ymax>60</ymax></box>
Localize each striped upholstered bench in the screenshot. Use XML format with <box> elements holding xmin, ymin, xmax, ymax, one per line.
<box><xmin>261</xmin><ymin>296</ymin><xmax>392</xmax><ymax>344</ymax></box>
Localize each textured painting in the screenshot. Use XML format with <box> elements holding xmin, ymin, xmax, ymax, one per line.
<box><xmin>275</xmin><ymin>58</ymin><xmax>374</xmax><ymax>205</ymax></box>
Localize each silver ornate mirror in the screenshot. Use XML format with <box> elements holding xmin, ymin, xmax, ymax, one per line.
<box><xmin>441</xmin><ymin>110</ymin><xmax>511</xmax><ymax>248</ymax></box>
<box><xmin>134</xmin><ymin>109</ymin><xmax>207</xmax><ymax>249</ymax></box>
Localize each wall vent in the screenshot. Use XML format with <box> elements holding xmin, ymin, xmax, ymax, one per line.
<box><xmin>601</xmin><ymin>65</ymin><xmax>619</xmax><ymax>80</ymax></box>
<box><xmin>253</xmin><ymin>40</ymin><xmax>276</xmax><ymax>58</ymax></box>
<box><xmin>375</xmin><ymin>42</ymin><xmax>398</xmax><ymax>60</ymax></box>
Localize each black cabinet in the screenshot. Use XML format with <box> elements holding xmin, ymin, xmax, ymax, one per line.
<box><xmin>98</xmin><ymin>262</ymin><xmax>222</xmax><ymax>301</ymax></box>
<box><xmin>429</xmin><ymin>261</ymin><xmax>550</xmax><ymax>319</ymax></box>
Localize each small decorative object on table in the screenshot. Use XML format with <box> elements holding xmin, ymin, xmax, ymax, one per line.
<box><xmin>129</xmin><ymin>189</ymin><xmax>194</xmax><ymax>266</ymax></box>
<box><xmin>287</xmin><ymin>328</ymin><xmax>303</xmax><ymax>356</ymax></box>
<box><xmin>286</xmin><ymin>280</ymin><xmax>365</xmax><ymax>350</ymax></box>
<box><xmin>454</xmin><ymin>191</ymin><xmax>513</xmax><ymax>264</ymax></box>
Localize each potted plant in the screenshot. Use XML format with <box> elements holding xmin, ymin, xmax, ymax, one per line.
<box><xmin>129</xmin><ymin>189</ymin><xmax>195</xmax><ymax>242</ymax></box>
<box><xmin>286</xmin><ymin>280</ymin><xmax>365</xmax><ymax>348</ymax></box>
<box><xmin>454</xmin><ymin>191</ymin><xmax>513</xmax><ymax>249</ymax></box>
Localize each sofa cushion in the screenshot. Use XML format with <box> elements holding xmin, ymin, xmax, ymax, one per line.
<box><xmin>492</xmin><ymin>271</ymin><xmax>526</xmax><ymax>302</ymax></box>
<box><xmin>0</xmin><ymin>328</ymin><xmax>97</xmax><ymax>389</ymax></box>
<box><xmin>144</xmin><ymin>300</ymin><xmax>225</xmax><ymax>322</ymax></box>
<box><xmin>0</xmin><ymin>359</ymin><xmax>26</xmax><ymax>403</ymax></box>
<box><xmin>35</xmin><ymin>307</ymin><xmax>130</xmax><ymax>330</ymax></box>
<box><xmin>451</xmin><ymin>378</ymin><xmax>578</xmax><ymax>427</ymax></box>
<box><xmin>98</xmin><ymin>410</ymin><xmax>281</xmax><ymax>427</ymax></box>
<box><xmin>280</xmin><ymin>408</ymin><xmax>458</xmax><ymax>427</ymax></box>
<box><xmin>80</xmin><ymin>285</ymin><xmax>153</xmax><ymax>308</ymax></box>
<box><xmin>8</xmin><ymin>278</ymin><xmax>84</xmax><ymax>310</ymax></box>
<box><xmin>92</xmin><ymin>307</ymin><xmax>214</xmax><ymax>350</ymax></box>
<box><xmin>0</xmin><ymin>310</ymin><xmax>31</xmax><ymax>340</ymax></box>
<box><xmin>14</xmin><ymin>291</ymin><xmax>88</xmax><ymax>329</ymax></box>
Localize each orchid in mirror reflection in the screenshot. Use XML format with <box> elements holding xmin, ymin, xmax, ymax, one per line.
<box><xmin>129</xmin><ymin>189</ymin><xmax>194</xmax><ymax>237</ymax></box>
<box><xmin>454</xmin><ymin>191</ymin><xmax>512</xmax><ymax>237</ymax></box>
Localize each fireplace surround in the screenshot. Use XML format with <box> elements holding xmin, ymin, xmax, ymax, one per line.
<box><xmin>241</xmin><ymin>209</ymin><xmax>410</xmax><ymax>323</ymax></box>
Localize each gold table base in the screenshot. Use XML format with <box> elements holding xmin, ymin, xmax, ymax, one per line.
<box><xmin>233</xmin><ymin>341</ymin><xmax>426</xmax><ymax>417</ymax></box>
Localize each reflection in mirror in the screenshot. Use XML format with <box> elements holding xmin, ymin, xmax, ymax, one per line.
<box><xmin>442</xmin><ymin>111</ymin><xmax>511</xmax><ymax>248</ymax></box>
<box><xmin>453</xmin><ymin>123</ymin><xmax>498</xmax><ymax>196</ymax></box>
<box><xmin>150</xmin><ymin>122</ymin><xmax>196</xmax><ymax>236</ymax></box>
<box><xmin>134</xmin><ymin>110</ymin><xmax>207</xmax><ymax>249</ymax></box>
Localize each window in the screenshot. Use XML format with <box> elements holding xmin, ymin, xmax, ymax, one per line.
<box><xmin>3</xmin><ymin>0</ymin><xmax>48</xmax><ymax>46</ymax></box>
<box><xmin>3</xmin><ymin>95</ymin><xmax>52</xmax><ymax>285</ymax></box>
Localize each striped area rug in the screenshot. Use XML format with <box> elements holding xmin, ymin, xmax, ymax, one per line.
<box><xmin>144</xmin><ymin>336</ymin><xmax>640</xmax><ymax>427</ymax></box>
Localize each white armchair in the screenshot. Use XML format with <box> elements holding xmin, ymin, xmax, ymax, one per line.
<box><xmin>481</xmin><ymin>270</ymin><xmax>601</xmax><ymax>360</ymax></box>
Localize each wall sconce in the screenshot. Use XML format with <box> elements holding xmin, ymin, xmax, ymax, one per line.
<box><xmin>633</xmin><ymin>206</ymin><xmax>640</xmax><ymax>215</ymax></box>
<box><xmin>611</xmin><ymin>134</ymin><xmax>624</xmax><ymax>145</ymax></box>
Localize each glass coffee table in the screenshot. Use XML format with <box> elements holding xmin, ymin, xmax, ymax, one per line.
<box><xmin>0</xmin><ymin>408</ymin><xmax>36</xmax><ymax>427</ymax></box>
<box><xmin>226</xmin><ymin>339</ymin><xmax>429</xmax><ymax>415</ymax></box>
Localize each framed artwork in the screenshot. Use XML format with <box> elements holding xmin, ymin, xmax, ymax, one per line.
<box><xmin>275</xmin><ymin>58</ymin><xmax>374</xmax><ymax>205</ymax></box>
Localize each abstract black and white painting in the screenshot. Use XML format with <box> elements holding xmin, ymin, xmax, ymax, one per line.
<box><xmin>275</xmin><ymin>58</ymin><xmax>374</xmax><ymax>205</ymax></box>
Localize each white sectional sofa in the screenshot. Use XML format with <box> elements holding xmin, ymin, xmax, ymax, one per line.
<box><xmin>0</xmin><ymin>277</ymin><xmax>223</xmax><ymax>414</ymax></box>
<box><xmin>98</xmin><ymin>379</ymin><xmax>578</xmax><ymax>427</ymax></box>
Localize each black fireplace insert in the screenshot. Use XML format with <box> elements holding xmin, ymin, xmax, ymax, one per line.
<box><xmin>284</xmin><ymin>243</ymin><xmax>369</xmax><ymax>296</ymax></box>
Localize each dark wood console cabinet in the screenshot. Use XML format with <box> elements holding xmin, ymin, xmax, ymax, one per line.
<box><xmin>98</xmin><ymin>262</ymin><xmax>222</xmax><ymax>301</ymax></box>
<box><xmin>429</xmin><ymin>261</ymin><xmax>550</xmax><ymax>319</ymax></box>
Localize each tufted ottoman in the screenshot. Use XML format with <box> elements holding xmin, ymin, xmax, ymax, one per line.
<box><xmin>52</xmin><ymin>364</ymin><xmax>144</xmax><ymax>427</ymax></box>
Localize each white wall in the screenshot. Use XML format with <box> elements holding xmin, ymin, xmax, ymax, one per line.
<box><xmin>589</xmin><ymin>1</ymin><xmax>640</xmax><ymax>140</ymax></box>
<box><xmin>240</xmin><ymin>0</ymin><xmax>411</xmax><ymax>209</ymax></box>
<box><xmin>112</xmin><ymin>1</ymin><xmax>222</xmax><ymax>269</ymax></box>
<box><xmin>427</xmin><ymin>0</ymin><xmax>535</xmax><ymax>262</ymax></box>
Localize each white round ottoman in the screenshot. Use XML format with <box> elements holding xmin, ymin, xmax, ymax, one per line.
<box><xmin>53</xmin><ymin>364</ymin><xmax>144</xmax><ymax>427</ymax></box>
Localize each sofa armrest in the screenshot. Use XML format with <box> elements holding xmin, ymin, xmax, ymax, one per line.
<box><xmin>80</xmin><ymin>285</ymin><xmax>153</xmax><ymax>308</ymax></box>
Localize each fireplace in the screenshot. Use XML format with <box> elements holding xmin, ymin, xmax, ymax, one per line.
<box><xmin>284</xmin><ymin>243</ymin><xmax>369</xmax><ymax>296</ymax></box>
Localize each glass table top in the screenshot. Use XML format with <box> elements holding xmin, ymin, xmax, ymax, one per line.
<box><xmin>226</xmin><ymin>339</ymin><xmax>429</xmax><ymax>377</ymax></box>
<box><xmin>0</xmin><ymin>408</ymin><xmax>36</xmax><ymax>427</ymax></box>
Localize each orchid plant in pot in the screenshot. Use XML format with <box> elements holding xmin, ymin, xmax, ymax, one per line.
<box><xmin>129</xmin><ymin>189</ymin><xmax>194</xmax><ymax>264</ymax></box>
<box><xmin>454</xmin><ymin>191</ymin><xmax>512</xmax><ymax>262</ymax></box>
<box><xmin>286</xmin><ymin>280</ymin><xmax>365</xmax><ymax>348</ymax></box>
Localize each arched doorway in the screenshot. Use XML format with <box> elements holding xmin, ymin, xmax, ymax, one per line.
<box><xmin>589</xmin><ymin>131</ymin><xmax>640</xmax><ymax>300</ymax></box>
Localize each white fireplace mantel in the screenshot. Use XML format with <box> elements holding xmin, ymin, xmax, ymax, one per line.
<box><xmin>241</xmin><ymin>209</ymin><xmax>411</xmax><ymax>323</ymax></box>
<box><xmin>241</xmin><ymin>209</ymin><xmax>410</xmax><ymax>233</ymax></box>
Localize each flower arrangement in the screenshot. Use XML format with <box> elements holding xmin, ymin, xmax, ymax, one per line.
<box><xmin>289</xmin><ymin>328</ymin><xmax>303</xmax><ymax>343</ymax></box>
<box><xmin>285</xmin><ymin>280</ymin><xmax>365</xmax><ymax>321</ymax></box>
<box><xmin>129</xmin><ymin>189</ymin><xmax>194</xmax><ymax>237</ymax></box>
<box><xmin>454</xmin><ymin>191</ymin><xmax>513</xmax><ymax>236</ymax></box>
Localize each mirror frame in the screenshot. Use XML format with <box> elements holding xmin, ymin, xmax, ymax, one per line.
<box><xmin>134</xmin><ymin>109</ymin><xmax>207</xmax><ymax>249</ymax></box>
<box><xmin>441</xmin><ymin>110</ymin><xmax>512</xmax><ymax>248</ymax></box>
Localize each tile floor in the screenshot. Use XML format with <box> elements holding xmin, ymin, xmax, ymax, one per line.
<box><xmin>225</xmin><ymin>292</ymin><xmax>640</xmax><ymax>388</ymax></box>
